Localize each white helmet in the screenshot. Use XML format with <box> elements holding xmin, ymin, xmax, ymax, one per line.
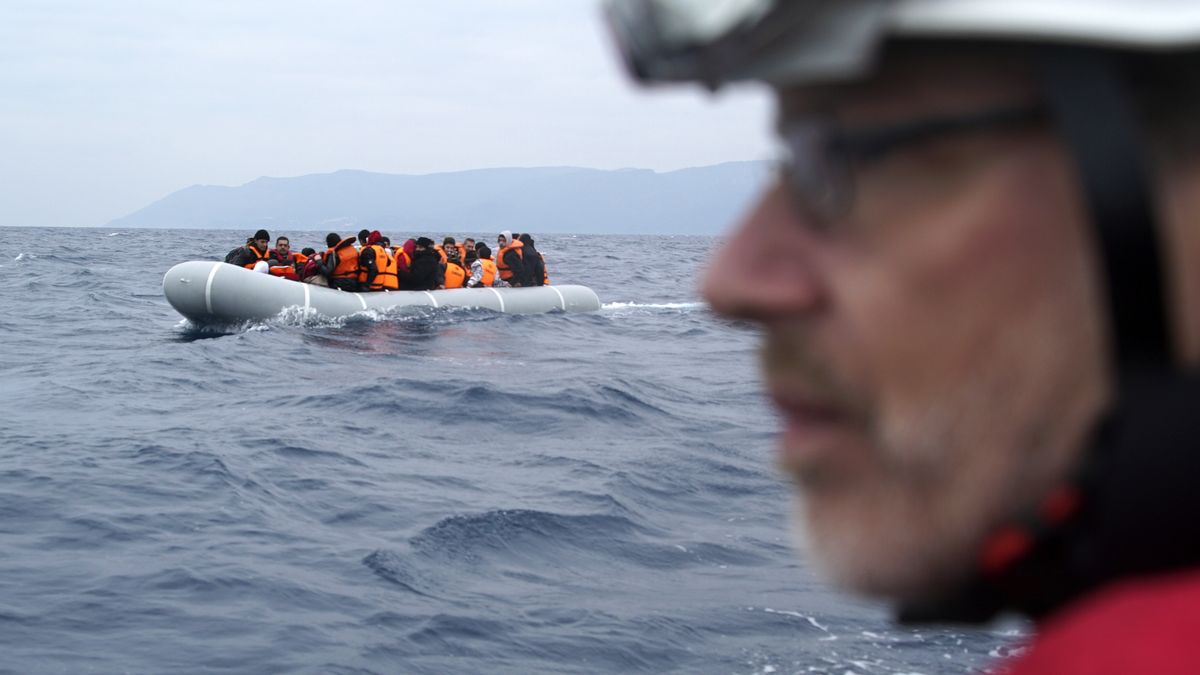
<box><xmin>605</xmin><ymin>0</ymin><xmax>1200</xmax><ymax>89</ymax></box>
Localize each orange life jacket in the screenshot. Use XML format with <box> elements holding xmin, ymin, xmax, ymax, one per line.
<box><xmin>359</xmin><ymin>244</ymin><xmax>392</xmax><ymax>289</ymax></box>
<box><xmin>391</xmin><ymin>246</ymin><xmax>411</xmax><ymax>269</ymax></box>
<box><xmin>435</xmin><ymin>245</ymin><xmax>448</xmax><ymax>264</ymax></box>
<box><xmin>444</xmin><ymin>261</ymin><xmax>466</xmax><ymax>289</ymax></box>
<box><xmin>497</xmin><ymin>240</ymin><xmax>524</xmax><ymax>281</ymax></box>
<box><xmin>241</xmin><ymin>245</ymin><xmax>268</xmax><ymax>270</ymax></box>
<box><xmin>455</xmin><ymin>244</ymin><xmax>467</xmax><ymax>261</ymax></box>
<box><xmin>373</xmin><ymin>246</ymin><xmax>399</xmax><ymax>291</ymax></box>
<box><xmin>479</xmin><ymin>258</ymin><xmax>497</xmax><ymax>287</ymax></box>
<box><xmin>327</xmin><ymin>237</ymin><xmax>359</xmax><ymax>280</ymax></box>
<box><xmin>267</xmin><ymin>250</ymin><xmax>301</xmax><ymax>278</ymax></box>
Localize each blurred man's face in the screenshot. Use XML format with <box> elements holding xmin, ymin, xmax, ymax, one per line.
<box><xmin>276</xmin><ymin>239</ymin><xmax>290</xmax><ymax>254</ymax></box>
<box><xmin>498</xmin><ymin>236</ymin><xmax>507</xmax><ymax>247</ymax></box>
<box><xmin>254</xmin><ymin>238</ymin><xmax>269</xmax><ymax>252</ymax></box>
<box><xmin>704</xmin><ymin>49</ymin><xmax>1111</xmax><ymax>603</ymax></box>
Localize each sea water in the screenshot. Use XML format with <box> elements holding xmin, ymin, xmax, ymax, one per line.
<box><xmin>0</xmin><ymin>227</ymin><xmax>1019</xmax><ymax>673</ymax></box>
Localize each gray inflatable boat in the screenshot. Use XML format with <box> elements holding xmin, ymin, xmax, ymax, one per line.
<box><xmin>162</xmin><ymin>261</ymin><xmax>602</xmax><ymax>324</ymax></box>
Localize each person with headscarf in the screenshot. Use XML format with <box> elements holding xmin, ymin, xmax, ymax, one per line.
<box><xmin>496</xmin><ymin>230</ymin><xmax>530</xmax><ymax>287</ymax></box>
<box><xmin>398</xmin><ymin>237</ymin><xmax>444</xmax><ymax>291</ymax></box>
<box><xmin>518</xmin><ymin>233</ymin><xmax>547</xmax><ymax>286</ymax></box>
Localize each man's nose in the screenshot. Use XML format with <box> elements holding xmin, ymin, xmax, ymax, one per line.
<box><xmin>703</xmin><ymin>183</ymin><xmax>828</xmax><ymax>322</ymax></box>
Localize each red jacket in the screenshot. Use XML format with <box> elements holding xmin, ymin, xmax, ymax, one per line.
<box><xmin>1004</xmin><ymin>569</ymin><xmax>1200</xmax><ymax>674</ymax></box>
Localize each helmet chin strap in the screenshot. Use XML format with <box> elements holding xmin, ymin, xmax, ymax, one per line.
<box><xmin>1038</xmin><ymin>46</ymin><xmax>1172</xmax><ymax>376</ymax></box>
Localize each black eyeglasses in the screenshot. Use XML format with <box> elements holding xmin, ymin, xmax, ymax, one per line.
<box><xmin>778</xmin><ymin>103</ymin><xmax>1047</xmax><ymax>227</ymax></box>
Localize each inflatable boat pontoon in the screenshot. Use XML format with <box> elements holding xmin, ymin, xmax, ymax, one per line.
<box><xmin>163</xmin><ymin>261</ymin><xmax>602</xmax><ymax>323</ymax></box>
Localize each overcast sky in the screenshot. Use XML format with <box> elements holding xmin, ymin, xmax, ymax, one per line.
<box><xmin>0</xmin><ymin>1</ymin><xmax>772</xmax><ymax>228</ymax></box>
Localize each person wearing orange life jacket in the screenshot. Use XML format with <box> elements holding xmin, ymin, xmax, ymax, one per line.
<box><xmin>496</xmin><ymin>230</ymin><xmax>532</xmax><ymax>287</ymax></box>
<box><xmin>466</xmin><ymin>244</ymin><xmax>498</xmax><ymax>288</ymax></box>
<box><xmin>374</xmin><ymin>236</ymin><xmax>399</xmax><ymax>291</ymax></box>
<box><xmin>357</xmin><ymin>230</ymin><xmax>391</xmax><ymax>291</ymax></box>
<box><xmin>443</xmin><ymin>245</ymin><xmax>467</xmax><ymax>289</ymax></box>
<box><xmin>433</xmin><ymin>237</ymin><xmax>448</xmax><ymax>263</ymax></box>
<box><xmin>319</xmin><ymin>231</ymin><xmax>360</xmax><ymax>292</ymax></box>
<box><xmin>431</xmin><ymin>237</ymin><xmax>463</xmax><ymax>265</ymax></box>
<box><xmin>224</xmin><ymin>229</ymin><xmax>271</xmax><ymax>269</ymax></box>
<box><xmin>392</xmin><ymin>239</ymin><xmax>414</xmax><ymax>282</ymax></box>
<box><xmin>266</xmin><ymin>236</ymin><xmax>302</xmax><ymax>280</ymax></box>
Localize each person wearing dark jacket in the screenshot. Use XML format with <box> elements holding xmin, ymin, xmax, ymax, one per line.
<box><xmin>496</xmin><ymin>230</ymin><xmax>531</xmax><ymax>287</ymax></box>
<box><xmin>225</xmin><ymin>229</ymin><xmax>271</xmax><ymax>268</ymax></box>
<box><xmin>297</xmin><ymin>248</ymin><xmax>324</xmax><ymax>284</ymax></box>
<box><xmin>518</xmin><ymin>233</ymin><xmax>546</xmax><ymax>287</ymax></box>
<box><xmin>398</xmin><ymin>237</ymin><xmax>443</xmax><ymax>291</ymax></box>
<box><xmin>224</xmin><ymin>237</ymin><xmax>253</xmax><ymax>263</ymax></box>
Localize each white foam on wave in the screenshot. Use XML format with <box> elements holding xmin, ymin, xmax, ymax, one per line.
<box><xmin>14</xmin><ymin>252</ymin><xmax>32</xmax><ymax>261</ymax></box>
<box><xmin>279</xmin><ymin>304</ymin><xmax>447</xmax><ymax>328</ymax></box>
<box><xmin>761</xmin><ymin>607</ymin><xmax>829</xmax><ymax>633</ymax></box>
<box><xmin>107</xmin><ymin>232</ymin><xmax>124</xmax><ymax>237</ymax></box>
<box><xmin>265</xmin><ymin>304</ymin><xmax>445</xmax><ymax>330</ymax></box>
<box><xmin>601</xmin><ymin>301</ymin><xmax>706</xmax><ymax>311</ymax></box>
<box><xmin>175</xmin><ymin>303</ymin><xmax>468</xmax><ymax>336</ymax></box>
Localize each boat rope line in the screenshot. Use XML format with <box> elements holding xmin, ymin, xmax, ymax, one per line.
<box><xmin>423</xmin><ymin>291</ymin><xmax>439</xmax><ymax>308</ymax></box>
<box><xmin>488</xmin><ymin>287</ymin><xmax>506</xmax><ymax>312</ymax></box>
<box><xmin>356</xmin><ymin>293</ymin><xmax>367</xmax><ymax>310</ymax></box>
<box><xmin>204</xmin><ymin>263</ymin><xmax>221</xmax><ymax>315</ymax></box>
<box><xmin>302</xmin><ymin>283</ymin><xmax>311</xmax><ymax>311</ymax></box>
<box><xmin>549</xmin><ymin>286</ymin><xmax>566</xmax><ymax>311</ymax></box>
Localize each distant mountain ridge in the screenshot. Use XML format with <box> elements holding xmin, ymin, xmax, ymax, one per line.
<box><xmin>105</xmin><ymin>162</ymin><xmax>770</xmax><ymax>235</ymax></box>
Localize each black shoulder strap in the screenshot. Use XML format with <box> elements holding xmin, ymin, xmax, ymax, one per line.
<box><xmin>1038</xmin><ymin>47</ymin><xmax>1172</xmax><ymax>377</ymax></box>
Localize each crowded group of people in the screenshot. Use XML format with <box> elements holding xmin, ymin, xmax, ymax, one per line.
<box><xmin>224</xmin><ymin>228</ymin><xmax>548</xmax><ymax>291</ymax></box>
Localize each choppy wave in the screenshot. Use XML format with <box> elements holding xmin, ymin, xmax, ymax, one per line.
<box><xmin>0</xmin><ymin>227</ymin><xmax>1017</xmax><ymax>673</ymax></box>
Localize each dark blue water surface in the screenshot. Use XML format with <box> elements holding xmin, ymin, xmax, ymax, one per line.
<box><xmin>0</xmin><ymin>227</ymin><xmax>1021</xmax><ymax>673</ymax></box>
